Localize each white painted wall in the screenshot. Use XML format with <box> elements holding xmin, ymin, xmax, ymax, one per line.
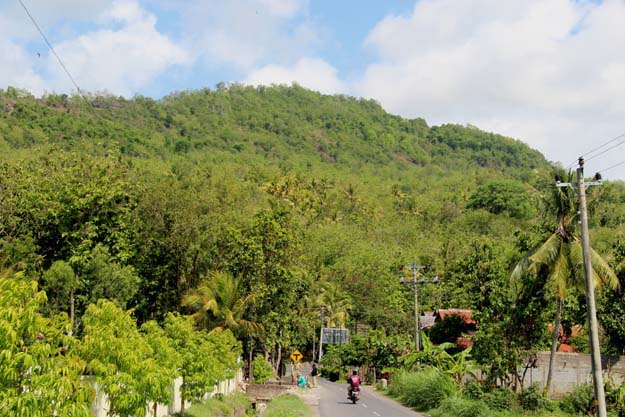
<box><xmin>90</xmin><ymin>368</ymin><xmax>244</xmax><ymax>417</ymax></box>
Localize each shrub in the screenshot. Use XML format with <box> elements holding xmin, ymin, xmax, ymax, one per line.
<box><xmin>252</xmin><ymin>355</ymin><xmax>274</xmax><ymax>383</ymax></box>
<box><xmin>462</xmin><ymin>381</ymin><xmax>484</xmax><ymax>400</ymax></box>
<box><xmin>390</xmin><ymin>368</ymin><xmax>459</xmax><ymax>411</ymax></box>
<box><xmin>560</xmin><ymin>383</ymin><xmax>594</xmax><ymax>415</ymax></box>
<box><xmin>482</xmin><ymin>387</ymin><xmax>516</xmax><ymax>411</ymax></box>
<box><xmin>435</xmin><ymin>397</ymin><xmax>490</xmax><ymax>417</ymax></box>
<box><xmin>518</xmin><ymin>383</ymin><xmax>552</xmax><ymax>411</ymax></box>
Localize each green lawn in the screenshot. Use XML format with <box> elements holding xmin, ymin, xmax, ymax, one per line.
<box><xmin>263</xmin><ymin>394</ymin><xmax>313</xmax><ymax>417</ymax></box>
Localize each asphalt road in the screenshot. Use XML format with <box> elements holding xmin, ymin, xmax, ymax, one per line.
<box><xmin>317</xmin><ymin>378</ymin><xmax>426</xmax><ymax>417</ymax></box>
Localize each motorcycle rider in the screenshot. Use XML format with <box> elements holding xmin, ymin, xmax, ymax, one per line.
<box><xmin>347</xmin><ymin>368</ymin><xmax>361</xmax><ymax>399</ymax></box>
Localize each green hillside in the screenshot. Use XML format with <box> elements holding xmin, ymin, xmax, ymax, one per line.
<box><xmin>2</xmin><ymin>83</ymin><xmax>625</xmax><ymax>357</ymax></box>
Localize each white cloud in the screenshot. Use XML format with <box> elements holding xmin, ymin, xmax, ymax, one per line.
<box><xmin>0</xmin><ymin>38</ymin><xmax>45</xmax><ymax>94</ymax></box>
<box><xmin>358</xmin><ymin>0</ymin><xmax>625</xmax><ymax>179</ymax></box>
<box><xmin>245</xmin><ymin>57</ymin><xmax>347</xmax><ymax>94</ymax></box>
<box><xmin>45</xmin><ymin>0</ymin><xmax>191</xmax><ymax>96</ymax></box>
<box><xmin>178</xmin><ymin>0</ymin><xmax>319</xmax><ymax>70</ymax></box>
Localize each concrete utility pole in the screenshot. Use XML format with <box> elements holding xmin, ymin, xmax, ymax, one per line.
<box><xmin>577</xmin><ymin>158</ymin><xmax>607</xmax><ymax>417</ymax></box>
<box><xmin>400</xmin><ymin>263</ymin><xmax>438</xmax><ymax>352</ymax></box>
<box><xmin>558</xmin><ymin>157</ymin><xmax>606</xmax><ymax>417</ymax></box>
<box><xmin>318</xmin><ymin>306</ymin><xmax>326</xmax><ymax>362</ymax></box>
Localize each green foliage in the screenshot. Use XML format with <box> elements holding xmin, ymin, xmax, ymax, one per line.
<box><xmin>559</xmin><ymin>383</ymin><xmax>594</xmax><ymax>415</ymax></box>
<box><xmin>81</xmin><ymin>300</ymin><xmax>169</xmax><ymax>417</ymax></box>
<box><xmin>518</xmin><ymin>383</ymin><xmax>552</xmax><ymax>412</ymax></box>
<box><xmin>0</xmin><ymin>271</ymin><xmax>93</xmax><ymax>417</ymax></box>
<box><xmin>388</xmin><ymin>369</ymin><xmax>459</xmax><ymax>411</ymax></box>
<box><xmin>482</xmin><ymin>388</ymin><xmax>517</xmax><ymax>411</ymax></box>
<box><xmin>262</xmin><ymin>394</ymin><xmax>312</xmax><ymax>417</ymax></box>
<box><xmin>252</xmin><ymin>355</ymin><xmax>274</xmax><ymax>383</ymax></box>
<box><xmin>400</xmin><ymin>334</ymin><xmax>478</xmax><ymax>383</ymax></box>
<box><xmin>433</xmin><ymin>397</ymin><xmax>492</xmax><ymax>417</ymax></box>
<box><xmin>467</xmin><ymin>179</ymin><xmax>533</xmax><ymax>218</ymax></box>
<box><xmin>184</xmin><ymin>393</ymin><xmax>251</xmax><ymax>417</ymax></box>
<box><xmin>163</xmin><ymin>313</ymin><xmax>241</xmax><ymax>412</ymax></box>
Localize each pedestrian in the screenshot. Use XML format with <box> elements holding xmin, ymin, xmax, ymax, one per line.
<box><xmin>297</xmin><ymin>373</ymin><xmax>307</xmax><ymax>388</ymax></box>
<box><xmin>311</xmin><ymin>362</ymin><xmax>319</xmax><ymax>388</ymax></box>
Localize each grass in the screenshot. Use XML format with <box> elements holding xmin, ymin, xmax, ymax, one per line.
<box><xmin>184</xmin><ymin>392</ymin><xmax>251</xmax><ymax>417</ymax></box>
<box><xmin>263</xmin><ymin>394</ymin><xmax>313</xmax><ymax>417</ymax></box>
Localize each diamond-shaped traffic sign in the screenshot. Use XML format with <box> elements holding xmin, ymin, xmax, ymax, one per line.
<box><xmin>290</xmin><ymin>349</ymin><xmax>303</xmax><ymax>363</ymax></box>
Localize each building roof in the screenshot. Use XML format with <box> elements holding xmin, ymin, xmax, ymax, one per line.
<box><xmin>436</xmin><ymin>308</ymin><xmax>476</xmax><ymax>325</ymax></box>
<box><xmin>420</xmin><ymin>315</ymin><xmax>436</xmax><ymax>330</ymax></box>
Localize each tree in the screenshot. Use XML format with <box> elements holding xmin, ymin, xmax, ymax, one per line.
<box><xmin>512</xmin><ymin>170</ymin><xmax>618</xmax><ymax>395</ymax></box>
<box><xmin>140</xmin><ymin>320</ymin><xmax>181</xmax><ymax>417</ymax></box>
<box><xmin>162</xmin><ymin>313</ymin><xmax>240</xmax><ymax>415</ymax></box>
<box><xmin>81</xmin><ymin>300</ymin><xmax>173</xmax><ymax>417</ymax></box>
<box><xmin>182</xmin><ymin>270</ymin><xmax>261</xmax><ymax>336</ymax></box>
<box><xmin>0</xmin><ymin>270</ymin><xmax>93</xmax><ymax>417</ymax></box>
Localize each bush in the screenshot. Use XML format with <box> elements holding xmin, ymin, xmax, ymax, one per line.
<box><xmin>434</xmin><ymin>397</ymin><xmax>490</xmax><ymax>417</ymax></box>
<box><xmin>252</xmin><ymin>355</ymin><xmax>274</xmax><ymax>383</ymax></box>
<box><xmin>482</xmin><ymin>387</ymin><xmax>516</xmax><ymax>411</ymax></box>
<box><xmin>518</xmin><ymin>383</ymin><xmax>552</xmax><ymax>411</ymax></box>
<box><xmin>560</xmin><ymin>383</ymin><xmax>594</xmax><ymax>415</ymax></box>
<box><xmin>389</xmin><ymin>369</ymin><xmax>459</xmax><ymax>411</ymax></box>
<box><xmin>462</xmin><ymin>381</ymin><xmax>484</xmax><ymax>400</ymax></box>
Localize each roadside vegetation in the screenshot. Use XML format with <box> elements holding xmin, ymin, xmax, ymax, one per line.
<box><xmin>2</xmin><ymin>85</ymin><xmax>625</xmax><ymax>415</ymax></box>
<box><xmin>183</xmin><ymin>393</ymin><xmax>251</xmax><ymax>417</ymax></box>
<box><xmin>262</xmin><ymin>395</ymin><xmax>312</xmax><ymax>417</ymax></box>
<box><xmin>382</xmin><ymin>368</ymin><xmax>622</xmax><ymax>417</ymax></box>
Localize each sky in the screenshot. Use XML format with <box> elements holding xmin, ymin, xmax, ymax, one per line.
<box><xmin>2</xmin><ymin>0</ymin><xmax>625</xmax><ymax>180</ymax></box>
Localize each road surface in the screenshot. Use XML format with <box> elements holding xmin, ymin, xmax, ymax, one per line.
<box><xmin>317</xmin><ymin>378</ymin><xmax>425</xmax><ymax>417</ymax></box>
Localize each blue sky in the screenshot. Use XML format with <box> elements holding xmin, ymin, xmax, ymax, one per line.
<box><xmin>2</xmin><ymin>0</ymin><xmax>625</xmax><ymax>180</ymax></box>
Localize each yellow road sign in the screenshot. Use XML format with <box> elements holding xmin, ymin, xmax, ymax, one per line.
<box><xmin>290</xmin><ymin>349</ymin><xmax>303</xmax><ymax>363</ymax></box>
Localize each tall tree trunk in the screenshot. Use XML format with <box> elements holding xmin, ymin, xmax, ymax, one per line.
<box><xmin>153</xmin><ymin>402</ymin><xmax>157</xmax><ymax>417</ymax></box>
<box><xmin>273</xmin><ymin>344</ymin><xmax>282</xmax><ymax>377</ymax></box>
<box><xmin>546</xmin><ymin>297</ymin><xmax>563</xmax><ymax>396</ymax></box>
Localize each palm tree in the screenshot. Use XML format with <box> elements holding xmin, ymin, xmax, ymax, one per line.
<box><xmin>183</xmin><ymin>270</ymin><xmax>262</xmax><ymax>337</ymax></box>
<box><xmin>512</xmin><ymin>169</ymin><xmax>618</xmax><ymax>395</ymax></box>
<box><xmin>320</xmin><ymin>281</ymin><xmax>353</xmax><ymax>328</ymax></box>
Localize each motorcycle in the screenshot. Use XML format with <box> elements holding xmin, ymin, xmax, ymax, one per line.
<box><xmin>350</xmin><ymin>386</ymin><xmax>361</xmax><ymax>404</ymax></box>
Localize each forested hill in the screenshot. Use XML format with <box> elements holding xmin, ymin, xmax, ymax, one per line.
<box><xmin>0</xmin><ymin>84</ymin><xmax>547</xmax><ymax>175</ymax></box>
<box><xmin>4</xmin><ymin>83</ymin><xmax>624</xmax><ymax>342</ymax></box>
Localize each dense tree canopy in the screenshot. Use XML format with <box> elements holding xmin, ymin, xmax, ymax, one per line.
<box><xmin>1</xmin><ymin>85</ymin><xmax>625</xmax><ymax>404</ymax></box>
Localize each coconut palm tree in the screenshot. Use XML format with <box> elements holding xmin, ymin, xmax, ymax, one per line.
<box><xmin>183</xmin><ymin>270</ymin><xmax>262</xmax><ymax>337</ymax></box>
<box><xmin>512</xmin><ymin>169</ymin><xmax>618</xmax><ymax>395</ymax></box>
<box><xmin>320</xmin><ymin>281</ymin><xmax>353</xmax><ymax>328</ymax></box>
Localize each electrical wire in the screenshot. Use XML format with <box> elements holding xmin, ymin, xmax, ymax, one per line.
<box><xmin>598</xmin><ymin>159</ymin><xmax>625</xmax><ymax>175</ymax></box>
<box><xmin>584</xmin><ymin>137</ymin><xmax>625</xmax><ymax>163</ymax></box>
<box><xmin>17</xmin><ymin>0</ymin><xmax>86</xmax><ymax>99</ymax></box>
<box><xmin>565</xmin><ymin>131</ymin><xmax>625</xmax><ymax>168</ymax></box>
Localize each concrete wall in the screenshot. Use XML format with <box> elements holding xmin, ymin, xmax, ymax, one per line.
<box><xmin>91</xmin><ymin>368</ymin><xmax>244</xmax><ymax>417</ymax></box>
<box><xmin>521</xmin><ymin>352</ymin><xmax>625</xmax><ymax>397</ymax></box>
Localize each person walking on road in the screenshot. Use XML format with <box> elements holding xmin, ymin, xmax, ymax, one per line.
<box><xmin>311</xmin><ymin>363</ymin><xmax>319</xmax><ymax>388</ymax></box>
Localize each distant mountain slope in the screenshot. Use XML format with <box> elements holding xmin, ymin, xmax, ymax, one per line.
<box><xmin>0</xmin><ymin>84</ymin><xmax>548</xmax><ymax>176</ymax></box>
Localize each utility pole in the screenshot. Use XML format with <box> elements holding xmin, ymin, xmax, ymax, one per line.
<box><xmin>577</xmin><ymin>158</ymin><xmax>607</xmax><ymax>417</ymax></box>
<box><xmin>318</xmin><ymin>306</ymin><xmax>326</xmax><ymax>362</ymax></box>
<box><xmin>558</xmin><ymin>157</ymin><xmax>606</xmax><ymax>417</ymax></box>
<box><xmin>400</xmin><ymin>263</ymin><xmax>438</xmax><ymax>352</ymax></box>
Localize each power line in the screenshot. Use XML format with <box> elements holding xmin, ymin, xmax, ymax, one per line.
<box><xmin>17</xmin><ymin>0</ymin><xmax>86</xmax><ymax>99</ymax></box>
<box><xmin>566</xmin><ymin>131</ymin><xmax>625</xmax><ymax>169</ymax></box>
<box><xmin>584</xmin><ymin>136</ymin><xmax>625</xmax><ymax>163</ymax></box>
<box><xmin>598</xmin><ymin>159</ymin><xmax>625</xmax><ymax>175</ymax></box>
